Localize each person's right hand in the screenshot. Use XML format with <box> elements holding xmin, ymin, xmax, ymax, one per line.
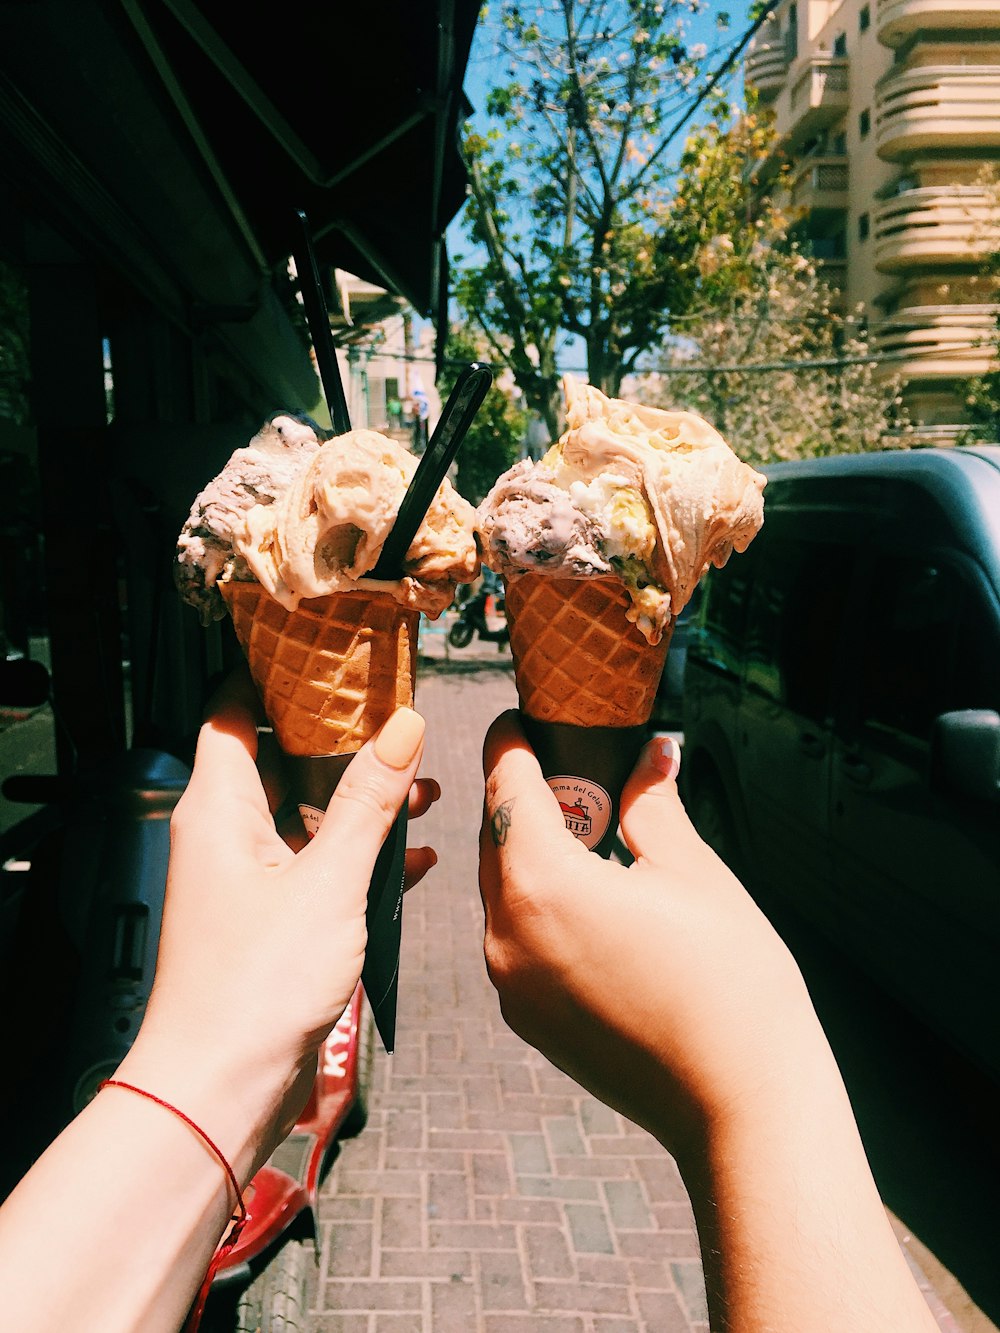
<box><xmin>481</xmin><ymin>714</ymin><xmax>944</xmax><ymax>1333</ymax></box>
<box><xmin>479</xmin><ymin>711</ymin><xmax>811</xmax><ymax>1157</ymax></box>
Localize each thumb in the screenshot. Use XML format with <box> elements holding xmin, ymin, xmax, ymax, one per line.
<box><xmin>303</xmin><ymin>707</ymin><xmax>426</xmax><ymax>876</ymax></box>
<box><xmin>480</xmin><ymin>711</ymin><xmax>586</xmax><ymax>903</ymax></box>
<box><xmin>178</xmin><ymin>667</ymin><xmax>269</xmax><ymax>831</ymax></box>
<box><xmin>618</xmin><ymin>735</ymin><xmax>689</xmax><ymax>865</ymax></box>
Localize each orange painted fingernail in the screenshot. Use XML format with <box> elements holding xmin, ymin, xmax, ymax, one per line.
<box><xmin>374</xmin><ymin>707</ymin><xmax>425</xmax><ymax>769</ymax></box>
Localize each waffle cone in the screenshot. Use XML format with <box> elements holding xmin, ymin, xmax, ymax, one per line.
<box><xmin>503</xmin><ymin>573</ymin><xmax>672</xmax><ymax>728</ymax></box>
<box><xmin>220</xmin><ymin>581</ymin><xmax>418</xmax><ymax>756</ymax></box>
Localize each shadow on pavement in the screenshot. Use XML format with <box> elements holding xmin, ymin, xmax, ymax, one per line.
<box><xmin>762</xmin><ymin>897</ymin><xmax>1000</xmax><ymax>1330</ymax></box>
<box><xmin>418</xmin><ymin>656</ymin><xmax>515</xmax><ymax>677</ymax></box>
<box><xmin>615</xmin><ymin>820</ymin><xmax>997</xmax><ymax>1329</ymax></box>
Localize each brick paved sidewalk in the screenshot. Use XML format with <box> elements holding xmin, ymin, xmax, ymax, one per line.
<box><xmin>306</xmin><ymin>658</ymin><xmax>710</xmax><ymax>1333</ymax></box>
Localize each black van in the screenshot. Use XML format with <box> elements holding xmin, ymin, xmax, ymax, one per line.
<box><xmin>681</xmin><ymin>447</ymin><xmax>1000</xmax><ymax>1082</ymax></box>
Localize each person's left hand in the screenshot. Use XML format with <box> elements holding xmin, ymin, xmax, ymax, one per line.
<box><xmin>115</xmin><ymin>669</ymin><xmax>436</xmax><ymax>1170</ymax></box>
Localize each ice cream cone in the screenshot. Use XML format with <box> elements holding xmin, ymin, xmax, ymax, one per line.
<box><xmin>501</xmin><ymin>573</ymin><xmax>674</xmax><ymax>857</ymax></box>
<box><xmin>220</xmin><ymin>578</ymin><xmax>418</xmax><ymax>1052</ymax></box>
<box><xmin>220</xmin><ymin>580</ymin><xmax>418</xmax><ymax>757</ymax></box>
<box><xmin>503</xmin><ymin>573</ymin><xmax>673</xmax><ymax>729</ymax></box>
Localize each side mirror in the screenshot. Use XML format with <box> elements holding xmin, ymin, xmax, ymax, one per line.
<box><xmin>933</xmin><ymin>710</ymin><xmax>1000</xmax><ymax>804</ymax></box>
<box><xmin>0</xmin><ymin>658</ymin><xmax>51</xmax><ymax>708</ymax></box>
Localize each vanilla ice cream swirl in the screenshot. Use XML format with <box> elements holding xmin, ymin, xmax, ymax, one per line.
<box><xmin>478</xmin><ymin>377</ymin><xmax>766</xmax><ymax>644</ymax></box>
<box><xmin>236</xmin><ymin>429</ymin><xmax>479</xmax><ymax>616</ymax></box>
<box><xmin>176</xmin><ymin>419</ymin><xmax>480</xmax><ymax>622</ymax></box>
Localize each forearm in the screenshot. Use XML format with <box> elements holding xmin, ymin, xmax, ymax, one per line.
<box><xmin>480</xmin><ymin>720</ymin><xmax>939</xmax><ymax>1330</ymax></box>
<box><xmin>676</xmin><ymin>1000</ymin><xmax>938</xmax><ymax>1333</ymax></box>
<box><xmin>0</xmin><ymin>1042</ymin><xmax>287</xmax><ymax>1332</ymax></box>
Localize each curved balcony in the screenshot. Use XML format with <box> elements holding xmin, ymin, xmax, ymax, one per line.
<box><xmin>877</xmin><ymin>0</ymin><xmax>1000</xmax><ymax>49</ymax></box>
<box><xmin>874</xmin><ymin>303</ymin><xmax>999</xmax><ymax>380</ymax></box>
<box><xmin>745</xmin><ymin>25</ymin><xmax>791</xmax><ymax>102</ymax></box>
<box><xmin>876</xmin><ymin>67</ymin><xmax>1000</xmax><ymax>158</ymax></box>
<box><xmin>785</xmin><ymin>57</ymin><xmax>849</xmax><ymax>144</ymax></box>
<box><xmin>874</xmin><ymin>186</ymin><xmax>1000</xmax><ymax>272</ymax></box>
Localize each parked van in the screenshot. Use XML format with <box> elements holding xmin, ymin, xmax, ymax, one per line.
<box><xmin>681</xmin><ymin>447</ymin><xmax>1000</xmax><ymax>1082</ymax></box>
<box><xmin>650</xmin><ymin>585</ymin><xmax>702</xmax><ymax>730</ymax></box>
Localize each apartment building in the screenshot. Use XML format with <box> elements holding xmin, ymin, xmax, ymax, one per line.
<box><xmin>745</xmin><ymin>0</ymin><xmax>1000</xmax><ymax>439</ymax></box>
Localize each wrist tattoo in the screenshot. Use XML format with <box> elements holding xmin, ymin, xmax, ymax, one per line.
<box><xmin>491</xmin><ymin>798</ymin><xmax>514</xmax><ymax>847</ymax></box>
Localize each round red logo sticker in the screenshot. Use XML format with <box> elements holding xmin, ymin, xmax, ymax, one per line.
<box><xmin>547</xmin><ymin>776</ymin><xmax>612</xmax><ymax>850</ymax></box>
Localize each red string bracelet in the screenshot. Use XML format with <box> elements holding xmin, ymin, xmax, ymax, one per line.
<box><xmin>98</xmin><ymin>1078</ymin><xmax>249</xmax><ymax>1332</ymax></box>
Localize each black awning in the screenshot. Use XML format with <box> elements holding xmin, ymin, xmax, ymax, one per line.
<box><xmin>136</xmin><ymin>0</ymin><xmax>479</xmax><ymax>317</ymax></box>
<box><xmin>0</xmin><ymin>0</ymin><xmax>477</xmax><ymax>340</ymax></box>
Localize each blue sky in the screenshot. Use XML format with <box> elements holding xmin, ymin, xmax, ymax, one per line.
<box><xmin>444</xmin><ymin>1</ymin><xmax>754</xmax><ymax>368</ymax></box>
<box><xmin>451</xmin><ymin>0</ymin><xmax>754</xmax><ymax>245</ymax></box>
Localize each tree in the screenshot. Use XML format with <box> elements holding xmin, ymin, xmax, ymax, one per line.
<box><xmin>636</xmin><ymin>113</ymin><xmax>910</xmax><ymax>461</ymax></box>
<box><xmin>454</xmin><ymin>0</ymin><xmax>731</xmax><ymax>439</ymax></box>
<box><xmin>964</xmin><ymin>363</ymin><xmax>1000</xmax><ymax>444</ymax></box>
<box><xmin>959</xmin><ymin>168</ymin><xmax>1000</xmax><ymax>444</ymax></box>
<box><xmin>440</xmin><ymin>326</ymin><xmax>527</xmax><ymax>504</ymax></box>
<box><xmin>641</xmin><ymin>266</ymin><xmax>910</xmax><ymax>463</ymax></box>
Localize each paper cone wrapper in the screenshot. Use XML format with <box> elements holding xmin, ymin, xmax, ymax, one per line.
<box><xmin>221</xmin><ymin>580</ymin><xmax>419</xmax><ymax>1051</ymax></box>
<box><xmin>503</xmin><ymin>573</ymin><xmax>673</xmax><ymax>858</ymax></box>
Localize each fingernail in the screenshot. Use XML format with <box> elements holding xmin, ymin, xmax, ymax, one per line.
<box><xmin>374</xmin><ymin>707</ymin><xmax>425</xmax><ymax>769</ymax></box>
<box><xmin>650</xmin><ymin>735</ymin><xmax>681</xmax><ymax>781</ymax></box>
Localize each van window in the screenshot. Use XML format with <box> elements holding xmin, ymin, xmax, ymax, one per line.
<box><xmin>857</xmin><ymin>557</ymin><xmax>995</xmax><ymax>742</ymax></box>
<box><xmin>744</xmin><ymin>538</ymin><xmax>852</xmax><ymax>724</ymax></box>
<box><xmin>953</xmin><ymin>586</ymin><xmax>1000</xmax><ymax>714</ymax></box>
<box><xmin>690</xmin><ymin>539</ymin><xmax>760</xmax><ymax>675</ymax></box>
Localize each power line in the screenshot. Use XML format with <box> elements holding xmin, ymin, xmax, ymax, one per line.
<box><xmin>345</xmin><ymin>341</ymin><xmax>993</xmax><ymax>376</ymax></box>
<box><xmin>641</xmin><ymin>343</ymin><xmax>991</xmax><ymax>374</ymax></box>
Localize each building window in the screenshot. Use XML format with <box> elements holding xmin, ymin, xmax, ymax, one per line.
<box><xmin>859</xmin><ymin>4</ymin><xmax>871</xmax><ymax>31</ymax></box>
<box><xmin>833</xmin><ymin>131</ymin><xmax>847</xmax><ymax>155</ymax></box>
<box><xmin>833</xmin><ymin>32</ymin><xmax>847</xmax><ymax>56</ymax></box>
<box><xmin>859</xmin><ymin>107</ymin><xmax>871</xmax><ymax>138</ymax></box>
<box><xmin>858</xmin><ymin>212</ymin><xmax>870</xmax><ymax>242</ymax></box>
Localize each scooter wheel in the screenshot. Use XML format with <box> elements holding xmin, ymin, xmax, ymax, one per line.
<box><xmin>234</xmin><ymin>1237</ymin><xmax>307</xmax><ymax>1333</ymax></box>
<box><xmin>448</xmin><ymin>620</ymin><xmax>474</xmax><ymax>649</ymax></box>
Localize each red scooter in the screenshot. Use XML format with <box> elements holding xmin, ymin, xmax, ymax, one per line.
<box><xmin>0</xmin><ymin>658</ymin><xmax>374</xmax><ymax>1333</ymax></box>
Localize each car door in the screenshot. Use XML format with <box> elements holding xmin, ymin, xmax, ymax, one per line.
<box><xmin>831</xmin><ymin>551</ymin><xmax>1000</xmax><ymax>1076</ymax></box>
<box><xmin>736</xmin><ymin>528</ymin><xmax>857</xmax><ymax>918</ymax></box>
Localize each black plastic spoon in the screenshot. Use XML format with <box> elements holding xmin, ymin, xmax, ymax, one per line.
<box><xmin>292</xmin><ymin>208</ymin><xmax>352</xmax><ymax>436</ymax></box>
<box><xmin>369</xmin><ymin>362</ymin><xmax>494</xmax><ymax>580</ymax></box>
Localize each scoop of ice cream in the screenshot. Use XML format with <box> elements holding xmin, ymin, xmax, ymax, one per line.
<box><xmin>235</xmin><ymin>428</ymin><xmax>479</xmax><ymax>617</ymax></box>
<box><xmin>176</xmin><ymin>412</ymin><xmax>326</xmax><ymax>624</ymax></box>
<box><xmin>478</xmin><ymin>377</ymin><xmax>765</xmax><ymax>643</ymax></box>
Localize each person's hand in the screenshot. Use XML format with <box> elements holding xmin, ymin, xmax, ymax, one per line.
<box><xmin>116</xmin><ymin>670</ymin><xmax>436</xmax><ymax>1172</ymax></box>
<box><xmin>256</xmin><ymin>721</ymin><xmax>439</xmax><ymax>882</ymax></box>
<box><xmin>479</xmin><ymin>711</ymin><xmax>809</xmax><ymax>1158</ymax></box>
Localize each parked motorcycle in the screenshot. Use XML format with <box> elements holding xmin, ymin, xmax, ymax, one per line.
<box><xmin>0</xmin><ymin>658</ymin><xmax>374</xmax><ymax>1333</ymax></box>
<box><xmin>447</xmin><ymin>585</ymin><xmax>509</xmax><ymax>649</ymax></box>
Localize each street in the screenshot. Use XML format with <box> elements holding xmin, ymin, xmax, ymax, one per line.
<box><xmin>766</xmin><ymin>896</ymin><xmax>1000</xmax><ymax>1333</ymax></box>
